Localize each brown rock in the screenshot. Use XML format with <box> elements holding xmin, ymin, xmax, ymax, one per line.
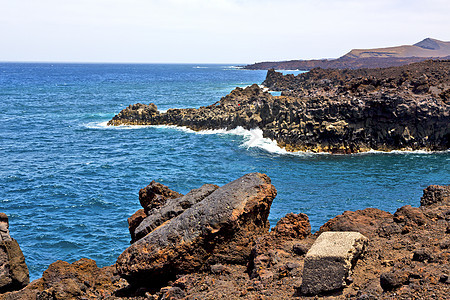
<box><xmin>319</xmin><ymin>208</ymin><xmax>393</xmax><ymax>238</ymax></box>
<box><xmin>271</xmin><ymin>213</ymin><xmax>311</xmax><ymax>239</ymax></box>
<box><xmin>380</xmin><ymin>270</ymin><xmax>410</xmax><ymax>291</ymax></box>
<box><xmin>2</xmin><ymin>259</ymin><xmax>125</xmax><ymax>300</ymax></box>
<box><xmin>0</xmin><ymin>214</ymin><xmax>10</xmax><ymax>242</ymax></box>
<box><xmin>139</xmin><ymin>181</ymin><xmax>183</xmax><ymax>213</ymax></box>
<box><xmin>116</xmin><ymin>173</ymin><xmax>276</xmax><ymax>287</ymax></box>
<box><xmin>127</xmin><ymin>209</ymin><xmax>147</xmax><ymax>243</ymax></box>
<box><xmin>0</xmin><ymin>214</ymin><xmax>29</xmax><ymax>294</ymax></box>
<box><xmin>394</xmin><ymin>205</ymin><xmax>428</xmax><ymax>226</ymax></box>
<box><xmin>420</xmin><ymin>185</ymin><xmax>450</xmax><ymax>206</ymax></box>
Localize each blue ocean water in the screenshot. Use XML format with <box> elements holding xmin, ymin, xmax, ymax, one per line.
<box><xmin>0</xmin><ymin>63</ymin><xmax>448</xmax><ymax>280</ymax></box>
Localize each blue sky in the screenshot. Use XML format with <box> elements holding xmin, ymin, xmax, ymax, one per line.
<box><xmin>0</xmin><ymin>0</ymin><xmax>449</xmax><ymax>63</ymax></box>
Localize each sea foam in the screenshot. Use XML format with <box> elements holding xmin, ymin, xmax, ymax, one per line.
<box><xmin>86</xmin><ymin>122</ymin><xmax>448</xmax><ymax>155</ymax></box>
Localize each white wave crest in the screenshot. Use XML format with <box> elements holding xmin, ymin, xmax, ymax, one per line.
<box><xmin>84</xmin><ymin>121</ymin><xmax>109</xmax><ymax>129</ymax></box>
<box><xmin>153</xmin><ymin>125</ymin><xmax>301</xmax><ymax>155</ymax></box>
<box><xmin>223</xmin><ymin>66</ymin><xmax>243</xmax><ymax>70</ymax></box>
<box><xmin>84</xmin><ymin>121</ymin><xmax>153</xmax><ymax>130</ymax></box>
<box><xmin>85</xmin><ymin>122</ymin><xmax>449</xmax><ymax>155</ymax></box>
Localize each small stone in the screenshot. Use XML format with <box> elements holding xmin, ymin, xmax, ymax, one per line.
<box><xmin>210</xmin><ymin>264</ymin><xmax>230</xmax><ymax>275</ymax></box>
<box><xmin>292</xmin><ymin>243</ymin><xmax>309</xmax><ymax>255</ymax></box>
<box><xmin>160</xmin><ymin>286</ymin><xmax>185</xmax><ymax>299</ymax></box>
<box><xmin>440</xmin><ymin>238</ymin><xmax>450</xmax><ymax>249</ymax></box>
<box><xmin>380</xmin><ymin>270</ymin><xmax>409</xmax><ymax>291</ymax></box>
<box><xmin>412</xmin><ymin>249</ymin><xmax>431</xmax><ymax>262</ymax></box>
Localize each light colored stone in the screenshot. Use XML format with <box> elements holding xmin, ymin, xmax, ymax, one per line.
<box><xmin>300</xmin><ymin>231</ymin><xmax>368</xmax><ymax>295</ymax></box>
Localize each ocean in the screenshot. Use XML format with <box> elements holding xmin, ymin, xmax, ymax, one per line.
<box><xmin>0</xmin><ymin>63</ymin><xmax>448</xmax><ymax>280</ymax></box>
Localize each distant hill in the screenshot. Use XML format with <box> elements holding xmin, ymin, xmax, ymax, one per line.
<box><xmin>343</xmin><ymin>38</ymin><xmax>450</xmax><ymax>59</ymax></box>
<box><xmin>244</xmin><ymin>38</ymin><xmax>450</xmax><ymax>70</ymax></box>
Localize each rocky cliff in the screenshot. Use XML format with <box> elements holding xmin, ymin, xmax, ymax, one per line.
<box><xmin>2</xmin><ymin>175</ymin><xmax>449</xmax><ymax>299</ymax></box>
<box><xmin>108</xmin><ymin>60</ymin><xmax>450</xmax><ymax>154</ymax></box>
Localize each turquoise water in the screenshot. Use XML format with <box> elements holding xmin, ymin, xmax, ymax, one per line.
<box><xmin>0</xmin><ymin>63</ymin><xmax>448</xmax><ymax>280</ymax></box>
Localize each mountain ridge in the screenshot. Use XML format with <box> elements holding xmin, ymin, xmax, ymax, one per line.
<box><xmin>343</xmin><ymin>38</ymin><xmax>450</xmax><ymax>59</ymax></box>
<box><xmin>244</xmin><ymin>38</ymin><xmax>450</xmax><ymax>70</ymax></box>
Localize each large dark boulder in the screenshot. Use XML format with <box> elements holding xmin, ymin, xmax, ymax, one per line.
<box><xmin>134</xmin><ymin>183</ymin><xmax>219</xmax><ymax>242</ymax></box>
<box><xmin>116</xmin><ymin>173</ymin><xmax>277</xmax><ymax>287</ymax></box>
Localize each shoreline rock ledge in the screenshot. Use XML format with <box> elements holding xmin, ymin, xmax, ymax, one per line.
<box><xmin>108</xmin><ymin>60</ymin><xmax>450</xmax><ymax>154</ymax></box>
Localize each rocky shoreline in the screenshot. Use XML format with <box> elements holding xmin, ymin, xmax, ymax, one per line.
<box><xmin>1</xmin><ymin>175</ymin><xmax>449</xmax><ymax>299</ymax></box>
<box><xmin>242</xmin><ymin>56</ymin><xmax>449</xmax><ymax>71</ymax></box>
<box><xmin>108</xmin><ymin>60</ymin><xmax>449</xmax><ymax>154</ymax></box>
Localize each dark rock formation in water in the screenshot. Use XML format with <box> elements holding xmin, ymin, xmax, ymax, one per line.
<box><xmin>0</xmin><ymin>213</ymin><xmax>29</xmax><ymax>294</ymax></box>
<box><xmin>243</xmin><ymin>56</ymin><xmax>448</xmax><ymax>70</ymax></box>
<box><xmin>108</xmin><ymin>60</ymin><xmax>450</xmax><ymax>153</ymax></box>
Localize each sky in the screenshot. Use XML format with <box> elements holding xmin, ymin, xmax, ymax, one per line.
<box><xmin>0</xmin><ymin>0</ymin><xmax>449</xmax><ymax>64</ymax></box>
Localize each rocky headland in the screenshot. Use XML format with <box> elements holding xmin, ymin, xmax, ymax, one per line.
<box><xmin>108</xmin><ymin>60</ymin><xmax>450</xmax><ymax>154</ymax></box>
<box><xmin>1</xmin><ymin>174</ymin><xmax>449</xmax><ymax>299</ymax></box>
<box><xmin>244</xmin><ymin>38</ymin><xmax>450</xmax><ymax>70</ymax></box>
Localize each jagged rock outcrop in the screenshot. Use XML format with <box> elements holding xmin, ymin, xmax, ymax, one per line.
<box><xmin>0</xmin><ymin>214</ymin><xmax>29</xmax><ymax>294</ymax></box>
<box><xmin>128</xmin><ymin>180</ymin><xmax>184</xmax><ymax>243</ymax></box>
<box><xmin>108</xmin><ymin>60</ymin><xmax>450</xmax><ymax>153</ymax></box>
<box><xmin>134</xmin><ymin>183</ymin><xmax>219</xmax><ymax>242</ymax></box>
<box><xmin>2</xmin><ymin>177</ymin><xmax>449</xmax><ymax>299</ymax></box>
<box><xmin>116</xmin><ymin>173</ymin><xmax>277</xmax><ymax>287</ymax></box>
<box><xmin>0</xmin><ymin>259</ymin><xmax>127</xmax><ymax>300</ymax></box>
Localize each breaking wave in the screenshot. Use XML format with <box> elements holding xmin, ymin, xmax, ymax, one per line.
<box><xmin>85</xmin><ymin>122</ymin><xmax>448</xmax><ymax>155</ymax></box>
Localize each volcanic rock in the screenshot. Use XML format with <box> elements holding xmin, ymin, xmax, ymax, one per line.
<box><xmin>134</xmin><ymin>183</ymin><xmax>219</xmax><ymax>242</ymax></box>
<box><xmin>0</xmin><ymin>258</ymin><xmax>127</xmax><ymax>300</ymax></box>
<box><xmin>127</xmin><ymin>209</ymin><xmax>146</xmax><ymax>243</ymax></box>
<box><xmin>0</xmin><ymin>214</ymin><xmax>29</xmax><ymax>294</ymax></box>
<box><xmin>108</xmin><ymin>60</ymin><xmax>450</xmax><ymax>153</ymax></box>
<box><xmin>139</xmin><ymin>180</ymin><xmax>183</xmax><ymax>214</ymax></box>
<box><xmin>318</xmin><ymin>208</ymin><xmax>393</xmax><ymax>238</ymax></box>
<box><xmin>271</xmin><ymin>213</ymin><xmax>311</xmax><ymax>240</ymax></box>
<box><xmin>379</xmin><ymin>270</ymin><xmax>410</xmax><ymax>291</ymax></box>
<box><xmin>420</xmin><ymin>184</ymin><xmax>450</xmax><ymax>206</ymax></box>
<box><xmin>116</xmin><ymin>173</ymin><xmax>276</xmax><ymax>287</ymax></box>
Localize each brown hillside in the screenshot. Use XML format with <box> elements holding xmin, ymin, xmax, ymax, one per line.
<box><xmin>343</xmin><ymin>38</ymin><xmax>450</xmax><ymax>59</ymax></box>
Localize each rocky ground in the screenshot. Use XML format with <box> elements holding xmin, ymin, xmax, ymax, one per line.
<box><xmin>108</xmin><ymin>60</ymin><xmax>450</xmax><ymax>154</ymax></box>
<box><xmin>1</xmin><ymin>174</ymin><xmax>449</xmax><ymax>300</ymax></box>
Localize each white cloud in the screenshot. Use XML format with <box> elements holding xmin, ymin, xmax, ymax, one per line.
<box><xmin>0</xmin><ymin>0</ymin><xmax>448</xmax><ymax>63</ymax></box>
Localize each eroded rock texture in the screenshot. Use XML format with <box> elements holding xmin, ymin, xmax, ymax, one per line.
<box><xmin>117</xmin><ymin>173</ymin><xmax>277</xmax><ymax>287</ymax></box>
